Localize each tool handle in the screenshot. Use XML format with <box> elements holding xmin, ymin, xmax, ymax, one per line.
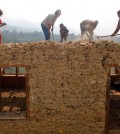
<box><xmin>97</xmin><ymin>34</ymin><xmax>120</xmax><ymax>38</ymax></box>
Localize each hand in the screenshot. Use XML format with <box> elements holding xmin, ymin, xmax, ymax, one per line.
<box><xmin>0</xmin><ymin>22</ymin><xmax>7</xmax><ymax>27</ymax></box>
<box><xmin>64</xmin><ymin>33</ymin><xmax>68</xmax><ymax>38</ymax></box>
<box><xmin>111</xmin><ymin>33</ymin><xmax>115</xmax><ymax>37</ymax></box>
<box><xmin>51</xmin><ymin>27</ymin><xmax>53</xmax><ymax>32</ymax></box>
<box><xmin>1</xmin><ymin>22</ymin><xmax>7</xmax><ymax>26</ymax></box>
<box><xmin>3</xmin><ymin>22</ymin><xmax>7</xmax><ymax>25</ymax></box>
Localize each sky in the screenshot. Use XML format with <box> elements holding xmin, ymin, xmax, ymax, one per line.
<box><xmin>0</xmin><ymin>0</ymin><xmax>120</xmax><ymax>35</ymax></box>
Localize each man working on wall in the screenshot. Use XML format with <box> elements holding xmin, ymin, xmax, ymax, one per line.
<box><xmin>111</xmin><ymin>10</ymin><xmax>120</xmax><ymax>37</ymax></box>
<box><xmin>41</xmin><ymin>9</ymin><xmax>61</xmax><ymax>40</ymax></box>
<box><xmin>80</xmin><ymin>20</ymin><xmax>98</xmax><ymax>41</ymax></box>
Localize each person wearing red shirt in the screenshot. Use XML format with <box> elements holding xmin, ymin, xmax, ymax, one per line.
<box><xmin>0</xmin><ymin>9</ymin><xmax>7</xmax><ymax>44</ymax></box>
<box><xmin>0</xmin><ymin>10</ymin><xmax>3</xmax><ymax>44</ymax></box>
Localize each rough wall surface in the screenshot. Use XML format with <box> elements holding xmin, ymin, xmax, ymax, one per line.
<box><xmin>0</xmin><ymin>40</ymin><xmax>119</xmax><ymax>134</ymax></box>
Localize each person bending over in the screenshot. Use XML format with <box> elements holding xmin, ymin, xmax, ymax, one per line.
<box><xmin>41</xmin><ymin>9</ymin><xmax>61</xmax><ymax>40</ymax></box>
<box><xmin>80</xmin><ymin>20</ymin><xmax>98</xmax><ymax>41</ymax></box>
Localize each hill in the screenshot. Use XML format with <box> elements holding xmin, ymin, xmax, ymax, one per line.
<box><xmin>1</xmin><ymin>18</ymin><xmax>79</xmax><ymax>34</ymax></box>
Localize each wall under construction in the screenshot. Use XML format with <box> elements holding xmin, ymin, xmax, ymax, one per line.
<box><xmin>0</xmin><ymin>40</ymin><xmax>120</xmax><ymax>134</ymax></box>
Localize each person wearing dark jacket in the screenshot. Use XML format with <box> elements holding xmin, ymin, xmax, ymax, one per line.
<box><xmin>59</xmin><ymin>23</ymin><xmax>69</xmax><ymax>42</ymax></box>
<box><xmin>111</xmin><ymin>10</ymin><xmax>120</xmax><ymax>36</ymax></box>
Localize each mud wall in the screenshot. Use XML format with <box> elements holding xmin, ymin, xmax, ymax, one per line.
<box><xmin>0</xmin><ymin>40</ymin><xmax>120</xmax><ymax>134</ymax></box>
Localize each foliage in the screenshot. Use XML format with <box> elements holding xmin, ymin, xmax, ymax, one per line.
<box><xmin>2</xmin><ymin>30</ymin><xmax>78</xmax><ymax>43</ymax></box>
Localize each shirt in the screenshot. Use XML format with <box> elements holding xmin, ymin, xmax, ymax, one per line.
<box><xmin>80</xmin><ymin>20</ymin><xmax>98</xmax><ymax>32</ymax></box>
<box><xmin>0</xmin><ymin>19</ymin><xmax>2</xmax><ymax>24</ymax></box>
<box><xmin>41</xmin><ymin>14</ymin><xmax>57</xmax><ymax>28</ymax></box>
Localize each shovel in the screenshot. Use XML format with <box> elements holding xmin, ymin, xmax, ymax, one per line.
<box><xmin>51</xmin><ymin>31</ymin><xmax>54</xmax><ymax>41</ymax></box>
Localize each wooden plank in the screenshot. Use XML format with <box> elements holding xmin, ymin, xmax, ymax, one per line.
<box><xmin>25</xmin><ymin>67</ymin><xmax>30</xmax><ymax>118</ymax></box>
<box><xmin>105</xmin><ymin>70</ymin><xmax>111</xmax><ymax>134</ymax></box>
<box><xmin>0</xmin><ymin>64</ymin><xmax>30</xmax><ymax>67</ymax></box>
<box><xmin>104</xmin><ymin>64</ymin><xmax>120</xmax><ymax>67</ymax></box>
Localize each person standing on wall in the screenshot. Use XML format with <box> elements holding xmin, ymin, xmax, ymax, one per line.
<box><xmin>41</xmin><ymin>9</ymin><xmax>61</xmax><ymax>40</ymax></box>
<box><xmin>0</xmin><ymin>9</ymin><xmax>7</xmax><ymax>44</ymax></box>
<box><xmin>111</xmin><ymin>10</ymin><xmax>120</xmax><ymax>36</ymax></box>
<box><xmin>80</xmin><ymin>20</ymin><xmax>98</xmax><ymax>41</ymax></box>
<box><xmin>59</xmin><ymin>23</ymin><xmax>69</xmax><ymax>42</ymax></box>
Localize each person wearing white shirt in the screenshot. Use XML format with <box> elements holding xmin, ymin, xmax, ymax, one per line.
<box><xmin>80</xmin><ymin>20</ymin><xmax>98</xmax><ymax>41</ymax></box>
<box><xmin>41</xmin><ymin>9</ymin><xmax>61</xmax><ymax>40</ymax></box>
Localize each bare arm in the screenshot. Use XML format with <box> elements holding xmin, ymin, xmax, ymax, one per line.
<box><xmin>111</xmin><ymin>19</ymin><xmax>120</xmax><ymax>36</ymax></box>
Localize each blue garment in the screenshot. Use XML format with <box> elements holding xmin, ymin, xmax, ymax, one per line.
<box><xmin>41</xmin><ymin>24</ymin><xmax>50</xmax><ymax>40</ymax></box>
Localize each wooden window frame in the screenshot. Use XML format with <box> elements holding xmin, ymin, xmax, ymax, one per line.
<box><xmin>0</xmin><ymin>64</ymin><xmax>30</xmax><ymax>119</ymax></box>
<box><xmin>104</xmin><ymin>63</ymin><xmax>120</xmax><ymax>133</ymax></box>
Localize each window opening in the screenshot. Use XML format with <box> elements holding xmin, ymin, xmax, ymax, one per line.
<box><xmin>3</xmin><ymin>67</ymin><xmax>16</xmax><ymax>75</ymax></box>
<box><xmin>0</xmin><ymin>65</ymin><xmax>29</xmax><ymax>119</ymax></box>
<box><xmin>107</xmin><ymin>65</ymin><xmax>120</xmax><ymax>131</ymax></box>
<box><xmin>18</xmin><ymin>67</ymin><xmax>26</xmax><ymax>76</ymax></box>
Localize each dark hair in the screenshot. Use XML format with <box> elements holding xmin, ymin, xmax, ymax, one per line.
<box><xmin>117</xmin><ymin>10</ymin><xmax>120</xmax><ymax>15</ymax></box>
<box><xmin>0</xmin><ymin>9</ymin><xmax>3</xmax><ymax>16</ymax></box>
<box><xmin>60</xmin><ymin>23</ymin><xmax>64</xmax><ymax>27</ymax></box>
